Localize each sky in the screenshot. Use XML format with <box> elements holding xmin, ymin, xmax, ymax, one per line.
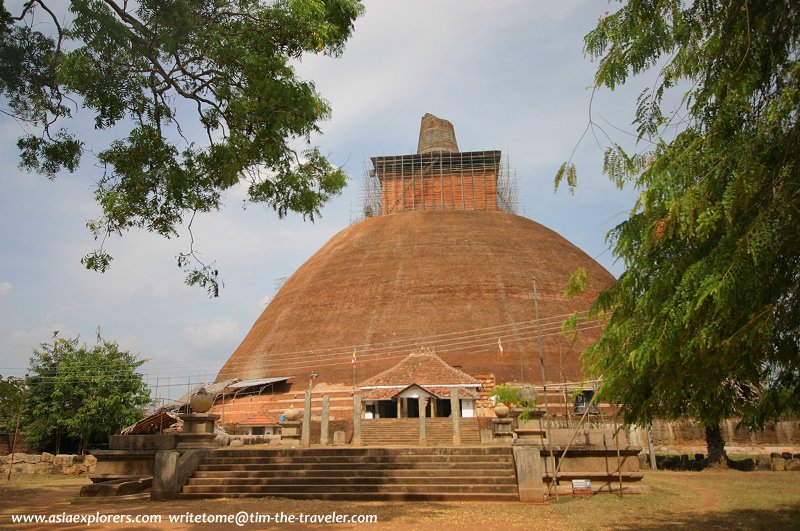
<box><xmin>0</xmin><ymin>1</ymin><xmax>656</xmax><ymax>402</ymax></box>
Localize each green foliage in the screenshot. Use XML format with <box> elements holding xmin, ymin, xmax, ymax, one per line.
<box><xmin>24</xmin><ymin>333</ymin><xmax>150</xmax><ymax>453</ymax></box>
<box><xmin>571</xmin><ymin>1</ymin><xmax>800</xmax><ymax>433</ymax></box>
<box><xmin>1</xmin><ymin>0</ymin><xmax>363</xmax><ymax>296</ymax></box>
<box><xmin>562</xmin><ymin>268</ymin><xmax>589</xmax><ymax>344</ymax></box>
<box><xmin>491</xmin><ymin>384</ymin><xmax>538</xmax><ymax>419</ymax></box>
<box><xmin>0</xmin><ymin>375</ymin><xmax>26</xmax><ymax>430</ymax></box>
<box><xmin>554</xmin><ymin>161</ymin><xmax>577</xmax><ymax>195</ymax></box>
<box><xmin>564</xmin><ymin>267</ymin><xmax>589</xmax><ymax>300</ymax></box>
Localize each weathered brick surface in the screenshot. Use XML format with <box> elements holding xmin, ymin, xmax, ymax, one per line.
<box><xmin>216</xmin><ymin>210</ymin><xmax>613</xmax><ymax>389</ymax></box>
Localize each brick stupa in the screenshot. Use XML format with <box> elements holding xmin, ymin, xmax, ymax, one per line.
<box><xmin>216</xmin><ymin>115</ymin><xmax>615</xmax><ymax>391</ymax></box>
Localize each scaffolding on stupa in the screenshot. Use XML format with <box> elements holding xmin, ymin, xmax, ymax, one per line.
<box><xmin>356</xmin><ymin>151</ymin><xmax>519</xmax><ymax>223</ymax></box>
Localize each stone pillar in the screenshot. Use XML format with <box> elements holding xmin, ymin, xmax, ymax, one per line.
<box><xmin>151</xmin><ymin>450</ymin><xmax>179</xmax><ymax>500</ymax></box>
<box><xmin>352</xmin><ymin>394</ymin><xmax>363</xmax><ymax>446</ymax></box>
<box><xmin>151</xmin><ymin>449</ymin><xmax>211</xmax><ymax>501</ymax></box>
<box><xmin>176</xmin><ymin>413</ymin><xmax>219</xmax><ymax>450</ymax></box>
<box><xmin>397</xmin><ymin>398</ymin><xmax>403</xmax><ymax>418</ymax></box>
<box><xmin>512</xmin><ymin>446</ymin><xmax>547</xmax><ymax>503</ymax></box>
<box><xmin>418</xmin><ymin>396</ymin><xmax>427</xmax><ymax>446</ymax></box>
<box><xmin>450</xmin><ymin>388</ymin><xmax>461</xmax><ymax>446</ymax></box>
<box><xmin>301</xmin><ymin>389</ymin><xmax>311</xmax><ymax>447</ymax></box>
<box><xmin>492</xmin><ymin>418</ymin><xmax>514</xmax><ymax>442</ymax></box>
<box><xmin>320</xmin><ymin>394</ymin><xmax>330</xmax><ymax>446</ymax></box>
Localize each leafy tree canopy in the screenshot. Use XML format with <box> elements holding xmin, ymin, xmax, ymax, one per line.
<box><xmin>558</xmin><ymin>0</ymin><xmax>799</xmax><ymax>455</ymax></box>
<box><xmin>0</xmin><ymin>0</ymin><xmax>364</xmax><ymax>296</ymax></box>
<box><xmin>25</xmin><ymin>332</ymin><xmax>150</xmax><ymax>453</ymax></box>
<box><xmin>0</xmin><ymin>375</ymin><xmax>26</xmax><ymax>430</ymax></box>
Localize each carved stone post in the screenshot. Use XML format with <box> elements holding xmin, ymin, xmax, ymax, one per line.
<box><xmin>450</xmin><ymin>388</ymin><xmax>461</xmax><ymax>446</ymax></box>
<box><xmin>320</xmin><ymin>394</ymin><xmax>330</xmax><ymax>446</ymax></box>
<box><xmin>301</xmin><ymin>389</ymin><xmax>311</xmax><ymax>447</ymax></box>
<box><xmin>352</xmin><ymin>394</ymin><xmax>363</xmax><ymax>446</ymax></box>
<box><xmin>512</xmin><ymin>446</ymin><xmax>547</xmax><ymax>503</ymax></box>
<box><xmin>418</xmin><ymin>396</ymin><xmax>427</xmax><ymax>446</ymax></box>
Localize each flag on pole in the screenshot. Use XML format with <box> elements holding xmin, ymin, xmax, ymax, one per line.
<box><xmin>352</xmin><ymin>348</ymin><xmax>357</xmax><ymax>368</ymax></box>
<box><xmin>498</xmin><ymin>338</ymin><xmax>504</xmax><ymax>354</ymax></box>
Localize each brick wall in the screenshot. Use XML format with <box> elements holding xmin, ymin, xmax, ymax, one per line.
<box><xmin>381</xmin><ymin>171</ymin><xmax>498</xmax><ymax>214</ymax></box>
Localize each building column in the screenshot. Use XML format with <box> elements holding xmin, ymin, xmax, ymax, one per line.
<box><xmin>450</xmin><ymin>388</ymin><xmax>461</xmax><ymax>446</ymax></box>
<box><xmin>301</xmin><ymin>389</ymin><xmax>311</xmax><ymax>447</ymax></box>
<box><xmin>320</xmin><ymin>394</ymin><xmax>330</xmax><ymax>446</ymax></box>
<box><xmin>418</xmin><ymin>396</ymin><xmax>427</xmax><ymax>446</ymax></box>
<box><xmin>352</xmin><ymin>394</ymin><xmax>363</xmax><ymax>446</ymax></box>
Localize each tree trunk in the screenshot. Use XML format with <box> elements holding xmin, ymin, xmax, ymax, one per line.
<box><xmin>705</xmin><ymin>424</ymin><xmax>727</xmax><ymax>467</ymax></box>
<box><xmin>55</xmin><ymin>430</ymin><xmax>61</xmax><ymax>455</ymax></box>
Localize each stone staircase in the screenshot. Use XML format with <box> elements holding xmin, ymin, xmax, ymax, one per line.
<box><xmin>180</xmin><ymin>446</ymin><xmax>518</xmax><ymax>501</ymax></box>
<box><xmin>362</xmin><ymin>417</ymin><xmax>481</xmax><ymax>446</ymax></box>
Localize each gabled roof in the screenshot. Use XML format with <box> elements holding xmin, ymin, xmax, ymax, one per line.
<box><xmin>390</xmin><ymin>383</ymin><xmax>437</xmax><ymax>399</ymax></box>
<box><xmin>358</xmin><ymin>349</ymin><xmax>481</xmax><ymax>388</ymax></box>
<box><xmin>390</xmin><ymin>384</ymin><xmax>480</xmax><ymax>400</ymax></box>
<box><xmin>362</xmin><ymin>385</ymin><xmax>480</xmax><ymax>401</ymax></box>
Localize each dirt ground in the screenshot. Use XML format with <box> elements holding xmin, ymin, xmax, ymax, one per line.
<box><xmin>0</xmin><ymin>470</ymin><xmax>798</xmax><ymax>530</ymax></box>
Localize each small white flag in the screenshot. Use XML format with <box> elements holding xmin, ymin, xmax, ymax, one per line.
<box><xmin>498</xmin><ymin>338</ymin><xmax>504</xmax><ymax>354</ymax></box>
<box><xmin>352</xmin><ymin>348</ymin><xmax>357</xmax><ymax>368</ymax></box>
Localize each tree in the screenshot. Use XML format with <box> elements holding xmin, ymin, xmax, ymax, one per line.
<box><xmin>25</xmin><ymin>333</ymin><xmax>150</xmax><ymax>454</ymax></box>
<box><xmin>558</xmin><ymin>1</ymin><xmax>799</xmax><ymax>464</ymax></box>
<box><xmin>1</xmin><ymin>0</ymin><xmax>364</xmax><ymax>296</ymax></box>
<box><xmin>0</xmin><ymin>375</ymin><xmax>26</xmax><ymax>431</ymax></box>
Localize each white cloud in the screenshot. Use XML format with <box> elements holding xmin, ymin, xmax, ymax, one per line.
<box><xmin>182</xmin><ymin>319</ymin><xmax>241</xmax><ymax>351</ymax></box>
<box><xmin>1</xmin><ymin>319</ymin><xmax>76</xmax><ymax>373</ymax></box>
<box><xmin>0</xmin><ymin>282</ymin><xmax>11</xmax><ymax>299</ymax></box>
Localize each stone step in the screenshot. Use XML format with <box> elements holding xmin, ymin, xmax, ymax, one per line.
<box><xmin>202</xmin><ymin>455</ymin><xmax>510</xmax><ymax>465</ymax></box>
<box><xmin>361</xmin><ymin>419</ymin><xmax>482</xmax><ymax>446</ymax></box>
<box><xmin>373</xmin><ymin>435</ymin><xmax>480</xmax><ymax>440</ymax></box>
<box><xmin>182</xmin><ymin>483</ymin><xmax>517</xmax><ymax>495</ymax></box>
<box><xmin>212</xmin><ymin>446</ymin><xmax>507</xmax><ymax>457</ymax></box>
<box><xmin>182</xmin><ymin>446</ymin><xmax>519</xmax><ymax>502</ymax></box>
<box><xmin>177</xmin><ymin>491</ymin><xmax>519</xmax><ymax>502</ymax></box>
<box><xmin>197</xmin><ymin>461</ymin><xmax>512</xmax><ymax>472</ymax></box>
<box><xmin>186</xmin><ymin>476</ymin><xmax>515</xmax><ymax>486</ymax></box>
<box><xmin>193</xmin><ymin>468</ymin><xmax>513</xmax><ymax>479</ymax></box>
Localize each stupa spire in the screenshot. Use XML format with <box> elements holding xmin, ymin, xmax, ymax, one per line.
<box><xmin>417</xmin><ymin>113</ymin><xmax>459</xmax><ymax>154</ymax></box>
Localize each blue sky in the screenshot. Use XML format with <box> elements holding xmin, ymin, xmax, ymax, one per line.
<box><xmin>0</xmin><ymin>1</ymin><xmax>655</xmax><ymax>402</ymax></box>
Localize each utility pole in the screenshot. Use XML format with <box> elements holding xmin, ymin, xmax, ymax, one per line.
<box><xmin>533</xmin><ymin>277</ymin><xmax>549</xmax><ymax>414</ymax></box>
<box><xmin>7</xmin><ymin>374</ymin><xmax>27</xmax><ymax>482</ymax></box>
<box><xmin>535</xmin><ymin>277</ymin><xmax>557</xmax><ymax>500</ymax></box>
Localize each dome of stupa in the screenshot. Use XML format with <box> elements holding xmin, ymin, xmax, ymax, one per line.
<box><xmin>216</xmin><ymin>208</ymin><xmax>613</xmax><ymax>388</ymax></box>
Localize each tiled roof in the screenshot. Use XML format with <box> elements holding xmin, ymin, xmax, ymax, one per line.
<box><xmin>362</xmin><ymin>388</ymin><xmax>402</xmax><ymax>400</ymax></box>
<box><xmin>426</xmin><ymin>386</ymin><xmax>481</xmax><ymax>400</ymax></box>
<box><xmin>237</xmin><ymin>411</ymin><xmax>280</xmax><ymax>426</ymax></box>
<box><xmin>358</xmin><ymin>349</ymin><xmax>481</xmax><ymax>388</ymax></box>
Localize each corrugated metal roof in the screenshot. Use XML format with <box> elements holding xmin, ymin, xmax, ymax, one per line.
<box><xmin>228</xmin><ymin>377</ymin><xmax>292</xmax><ymax>389</ymax></box>
<box><xmin>170</xmin><ymin>378</ymin><xmax>239</xmax><ymax>409</ymax></box>
<box><xmin>119</xmin><ymin>410</ymin><xmax>180</xmax><ymax>435</ymax></box>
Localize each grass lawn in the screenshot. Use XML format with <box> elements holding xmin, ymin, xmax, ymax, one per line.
<box><xmin>0</xmin><ymin>470</ymin><xmax>798</xmax><ymax>530</ymax></box>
